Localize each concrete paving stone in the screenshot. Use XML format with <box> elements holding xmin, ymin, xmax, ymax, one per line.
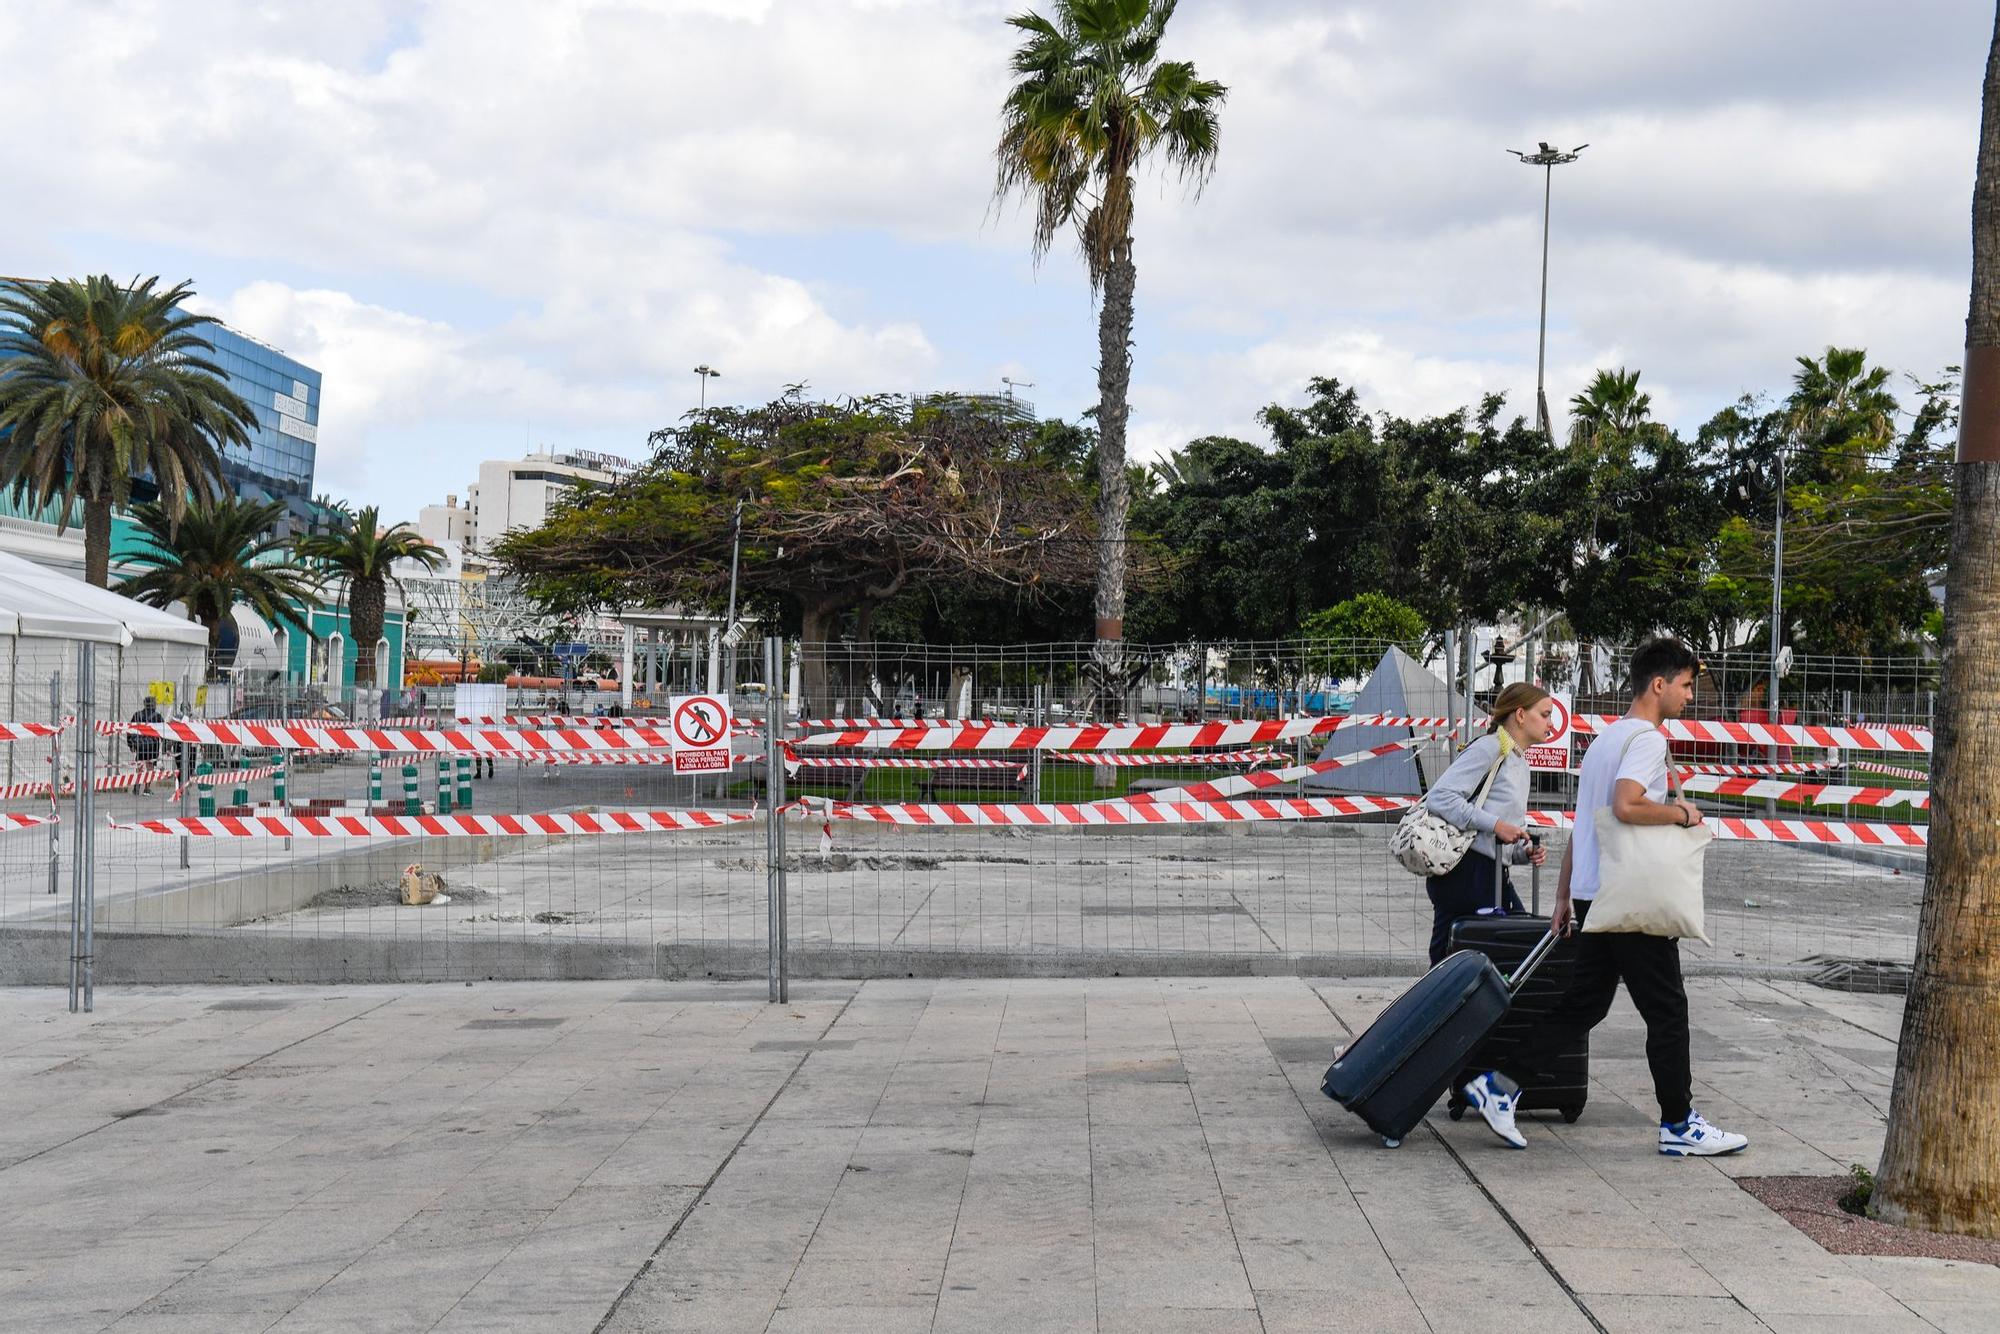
<box><xmin>1539</xmin><ymin>1244</ymin><xmax>1732</xmax><ymax>1297</ymax></box>
<box><xmin>1758</xmin><ymin>1314</ymin><xmax>1943</xmax><ymax>1334</ymax></box>
<box><xmin>780</xmin><ymin>1256</ymin><xmax>945</xmax><ymax>1308</ymax></box>
<box><xmin>1254</xmin><ymin>1284</ymin><xmax>1432</xmax><ymax>1333</ymax></box>
<box><xmin>1837</xmin><ymin>1254</ymin><xmax>2000</xmax><ymax>1303</ymax></box>
<box><xmin>1096</xmin><ymin>1306</ymin><xmax>1265</xmax><ymax>1332</ymax></box>
<box><xmin>104</xmin><ymin>1316</ymin><xmax>279</xmax><ymax>1334</ymax></box>
<box><xmin>1905</xmin><ymin>1302</ymin><xmax>2000</xmax><ymax>1334</ymax></box>
<box><xmin>1580</xmin><ymin>1293</ymin><xmax>1770</xmax><ymax>1332</ymax></box>
<box><xmin>764</xmin><ymin>1304</ymin><xmax>942</xmax><ymax>1333</ymax></box>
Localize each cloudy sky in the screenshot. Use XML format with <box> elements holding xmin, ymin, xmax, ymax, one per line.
<box><xmin>1</xmin><ymin>0</ymin><xmax>1986</xmax><ymax>514</ymax></box>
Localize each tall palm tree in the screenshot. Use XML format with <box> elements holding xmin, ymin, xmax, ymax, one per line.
<box><xmin>300</xmin><ymin>505</ymin><xmax>445</xmax><ymax>686</ymax></box>
<box><xmin>1566</xmin><ymin>367</ymin><xmax>1651</xmax><ymax>449</ymax></box>
<box><xmin>118</xmin><ymin>496</ymin><xmax>319</xmax><ymax>667</ymax></box>
<box><xmin>1874</xmin><ymin>2</ymin><xmax>2000</xmax><ymax>1238</ymax></box>
<box><xmin>0</xmin><ymin>275</ymin><xmax>255</xmax><ymax>586</ymax></box>
<box><xmin>994</xmin><ymin>0</ymin><xmax>1226</xmax><ymax>683</ymax></box>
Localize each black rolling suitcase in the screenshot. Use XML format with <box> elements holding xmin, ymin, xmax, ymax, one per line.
<box><xmin>1321</xmin><ymin>922</ymin><xmax>1562</xmax><ymax>1147</ymax></box>
<box><xmin>1442</xmin><ymin>836</ymin><xmax>1589</xmax><ymax>1125</ymax></box>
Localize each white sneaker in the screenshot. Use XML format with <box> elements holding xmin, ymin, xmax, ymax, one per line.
<box><xmin>1462</xmin><ymin>1072</ymin><xmax>1526</xmax><ymax>1149</ymax></box>
<box><xmin>1659</xmin><ymin>1111</ymin><xmax>1748</xmax><ymax>1157</ymax></box>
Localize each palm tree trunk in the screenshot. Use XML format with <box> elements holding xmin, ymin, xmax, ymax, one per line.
<box><xmin>1873</xmin><ymin>1</ymin><xmax>2000</xmax><ymax>1238</ymax></box>
<box><xmin>83</xmin><ymin>498</ymin><xmax>113</xmax><ymax>588</ymax></box>
<box><xmin>350</xmin><ymin>578</ymin><xmax>386</xmax><ymax>686</ymax></box>
<box><xmin>1092</xmin><ymin>239</ymin><xmax>1137</xmax><ymax>714</ymax></box>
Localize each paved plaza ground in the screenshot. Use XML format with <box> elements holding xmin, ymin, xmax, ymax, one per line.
<box><xmin>4</xmin><ymin>974</ymin><xmax>1994</xmax><ymax>1332</ymax></box>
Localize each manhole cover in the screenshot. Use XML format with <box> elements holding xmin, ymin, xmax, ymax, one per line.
<box><xmin>1801</xmin><ymin>955</ymin><xmax>1914</xmax><ymax>994</ymax></box>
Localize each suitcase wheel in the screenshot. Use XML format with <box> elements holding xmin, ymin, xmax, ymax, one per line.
<box><xmin>1561</xmin><ymin>1105</ymin><xmax>1583</xmax><ymax>1124</ymax></box>
<box><xmin>1382</xmin><ymin>1136</ymin><xmax>1402</xmax><ymax>1149</ymax></box>
<box><xmin>1447</xmin><ymin>1104</ymin><xmax>1465</xmax><ymax>1121</ymax></box>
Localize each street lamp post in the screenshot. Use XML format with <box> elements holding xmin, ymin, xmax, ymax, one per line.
<box><xmin>694</xmin><ymin>364</ymin><xmax>721</xmax><ymax>410</ymax></box>
<box><xmin>1507</xmin><ymin>142</ymin><xmax>1588</xmax><ymax>439</ymax></box>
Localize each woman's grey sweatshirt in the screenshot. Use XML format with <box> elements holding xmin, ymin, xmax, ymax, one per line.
<box><xmin>1422</xmin><ymin>731</ymin><xmax>1530</xmax><ymax>865</ymax></box>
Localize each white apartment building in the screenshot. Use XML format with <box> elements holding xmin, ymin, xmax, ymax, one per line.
<box><xmin>421</xmin><ymin>449</ymin><xmax>635</xmax><ymax>557</ymax></box>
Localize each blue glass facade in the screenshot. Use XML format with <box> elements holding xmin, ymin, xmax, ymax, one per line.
<box><xmin>201</xmin><ymin>326</ymin><xmax>319</xmax><ymax>527</ymax></box>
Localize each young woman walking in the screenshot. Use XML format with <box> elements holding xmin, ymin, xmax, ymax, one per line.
<box><xmin>1419</xmin><ymin>682</ymin><xmax>1557</xmax><ymax>964</ymax></box>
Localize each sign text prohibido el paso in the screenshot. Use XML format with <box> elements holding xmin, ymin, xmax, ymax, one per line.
<box><xmin>669</xmin><ymin>694</ymin><xmax>733</xmax><ymax>774</ymax></box>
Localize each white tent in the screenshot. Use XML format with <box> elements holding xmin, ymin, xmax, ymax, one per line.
<box><xmin>0</xmin><ymin>551</ymin><xmax>208</xmax><ymax>784</ymax></box>
<box><xmin>1307</xmin><ymin>645</ymin><xmax>1456</xmax><ymax>797</ymax></box>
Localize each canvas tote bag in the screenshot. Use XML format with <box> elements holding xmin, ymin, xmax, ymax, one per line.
<box><xmin>1389</xmin><ymin>731</ymin><xmax>1513</xmax><ymax>877</ymax></box>
<box><xmin>1582</xmin><ymin>725</ymin><xmax>1712</xmax><ymax>943</ymax></box>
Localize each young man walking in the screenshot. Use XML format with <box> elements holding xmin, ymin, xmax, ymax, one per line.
<box><xmin>1461</xmin><ymin>637</ymin><xmax>1749</xmax><ymax>1157</ymax></box>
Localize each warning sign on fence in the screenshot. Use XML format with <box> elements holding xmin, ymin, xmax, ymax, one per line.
<box><xmin>1524</xmin><ymin>693</ymin><xmax>1574</xmax><ymax>771</ymax></box>
<box><xmin>669</xmin><ymin>694</ymin><xmax>734</xmax><ymax>773</ymax></box>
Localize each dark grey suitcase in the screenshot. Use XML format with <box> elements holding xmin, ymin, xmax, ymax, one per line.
<box><xmin>1321</xmin><ymin>927</ymin><xmax>1560</xmax><ymax>1147</ymax></box>
<box><xmin>1443</xmin><ymin>835</ymin><xmax>1591</xmax><ymax>1124</ymax></box>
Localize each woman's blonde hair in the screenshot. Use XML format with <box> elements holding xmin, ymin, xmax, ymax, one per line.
<box><xmin>1487</xmin><ymin>681</ymin><xmax>1552</xmax><ymax>733</ymax></box>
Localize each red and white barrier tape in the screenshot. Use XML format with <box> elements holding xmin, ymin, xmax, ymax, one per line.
<box><xmin>797</xmin><ymin>714</ymin><xmax>1451</xmax><ymax>753</ymax></box>
<box><xmin>453</xmin><ymin>715</ymin><xmax>764</xmax><ymax>734</ymax></box>
<box><xmin>816</xmin><ymin>792</ymin><xmax>1416</xmax><ymax>827</ymax></box>
<box><xmin>0</xmin><ymin>779</ymin><xmax>51</xmax><ymax>801</ymax></box>
<box><xmin>1676</xmin><ymin>775</ymin><xmax>1929</xmax><ymax>809</ymax></box>
<box><xmin>0</xmin><ymin>720</ymin><xmax>67</xmax><ymax>742</ymax></box>
<box><xmin>787</xmin><ymin>755</ymin><xmax>1028</xmax><ymax>778</ymax></box>
<box><xmin>1124</xmin><ymin>738</ymin><xmax>1444</xmax><ymax>805</ymax></box>
<box><xmin>1574</xmin><ymin>715</ymin><xmax>1931</xmax><ymax>754</ymax></box>
<box><xmin>1522</xmin><ymin>809</ymin><xmax>1926</xmax><ymax>846</ymax></box>
<box><xmin>110</xmin><ymin>808</ymin><xmax>757</xmax><ymax>838</ymax></box>
<box><xmin>104</xmin><ymin>719</ymin><xmax>677</xmax><ymax>755</ymax></box>
<box><xmin>0</xmin><ymin>812</ymin><xmax>57</xmax><ymax>831</ymax></box>
<box><xmin>1846</xmin><ymin>762</ymin><xmax>1931</xmax><ymax>783</ymax></box>
<box><xmin>1675</xmin><ymin>760</ymin><xmax>1838</xmax><ymax>778</ymax></box>
<box><xmin>3</xmin><ymin>767</ymin><xmax>184</xmax><ymax>801</ymax></box>
<box><xmin>518</xmin><ymin>751</ymin><xmax>754</xmax><ymax>767</ymax></box>
<box><xmin>166</xmin><ymin>763</ymin><xmax>283</xmax><ymax>802</ymax></box>
<box><xmin>1046</xmin><ymin>748</ymin><xmax>1286</xmax><ymax>767</ymax></box>
<box><xmin>794</xmin><ymin>717</ymin><xmax>993</xmax><ymax>730</ymax></box>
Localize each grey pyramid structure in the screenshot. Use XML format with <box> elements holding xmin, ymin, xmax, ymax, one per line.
<box><xmin>1306</xmin><ymin>645</ymin><xmax>1456</xmax><ymax>796</ymax></box>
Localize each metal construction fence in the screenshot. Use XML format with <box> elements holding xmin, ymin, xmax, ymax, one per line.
<box><xmin>0</xmin><ymin>636</ymin><xmax>1938</xmax><ymax>1003</ymax></box>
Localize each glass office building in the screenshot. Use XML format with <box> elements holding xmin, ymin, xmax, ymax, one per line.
<box><xmin>202</xmin><ymin>325</ymin><xmax>319</xmax><ymax>526</ymax></box>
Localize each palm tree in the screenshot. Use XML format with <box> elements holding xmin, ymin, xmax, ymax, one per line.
<box><xmin>994</xmin><ymin>0</ymin><xmax>1226</xmax><ymax>682</ymax></box>
<box><xmin>1566</xmin><ymin>367</ymin><xmax>1651</xmax><ymax>449</ymax></box>
<box><xmin>300</xmin><ymin>505</ymin><xmax>445</xmax><ymax>686</ymax></box>
<box><xmin>1873</xmin><ymin>3</ymin><xmax>2000</xmax><ymax>1238</ymax></box>
<box><xmin>118</xmin><ymin>497</ymin><xmax>319</xmax><ymax>667</ymax></box>
<box><xmin>0</xmin><ymin>276</ymin><xmax>256</xmax><ymax>586</ymax></box>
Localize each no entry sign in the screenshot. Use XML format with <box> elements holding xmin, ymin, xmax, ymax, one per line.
<box><xmin>1525</xmin><ymin>692</ymin><xmax>1574</xmax><ymax>772</ymax></box>
<box><xmin>669</xmin><ymin>694</ymin><xmax>733</xmax><ymax>773</ymax></box>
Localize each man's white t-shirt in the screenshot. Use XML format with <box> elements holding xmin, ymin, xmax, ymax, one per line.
<box><xmin>1569</xmin><ymin>716</ymin><xmax>1669</xmax><ymax>900</ymax></box>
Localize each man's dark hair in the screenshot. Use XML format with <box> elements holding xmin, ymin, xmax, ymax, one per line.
<box><xmin>1629</xmin><ymin>637</ymin><xmax>1700</xmax><ymax>695</ymax></box>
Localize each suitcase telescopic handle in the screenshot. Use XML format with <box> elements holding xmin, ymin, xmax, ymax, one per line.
<box><xmin>1505</xmin><ymin>929</ymin><xmax>1561</xmax><ymax>992</ymax></box>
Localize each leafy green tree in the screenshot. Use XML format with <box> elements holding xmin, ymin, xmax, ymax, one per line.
<box><xmin>117</xmin><ymin>496</ymin><xmax>318</xmax><ymax>666</ymax></box>
<box><xmin>1297</xmin><ymin>593</ymin><xmax>1426</xmax><ymax>684</ymax></box>
<box><xmin>495</xmin><ymin>392</ymin><xmax>1096</xmax><ymax>709</ymax></box>
<box><xmin>300</xmin><ymin>505</ymin><xmax>446</xmax><ymax>686</ymax></box>
<box><xmin>994</xmin><ymin>0</ymin><xmax>1226</xmax><ymax>669</ymax></box>
<box><xmin>0</xmin><ymin>275</ymin><xmax>256</xmax><ymax>586</ymax></box>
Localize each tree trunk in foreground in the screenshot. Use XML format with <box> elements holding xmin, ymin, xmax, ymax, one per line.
<box><xmin>1091</xmin><ymin>239</ymin><xmax>1137</xmax><ymax>720</ymax></box>
<box><xmin>350</xmin><ymin>577</ymin><xmax>386</xmax><ymax>686</ymax></box>
<box><xmin>1873</xmin><ymin>0</ymin><xmax>2000</xmax><ymax>1238</ymax></box>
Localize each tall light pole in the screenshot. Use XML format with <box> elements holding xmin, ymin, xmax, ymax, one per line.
<box><xmin>694</xmin><ymin>364</ymin><xmax>720</xmax><ymax>410</ymax></box>
<box><xmin>1507</xmin><ymin>142</ymin><xmax>1588</xmax><ymax>439</ymax></box>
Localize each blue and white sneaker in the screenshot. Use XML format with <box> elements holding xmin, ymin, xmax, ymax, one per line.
<box><xmin>1462</xmin><ymin>1072</ymin><xmax>1526</xmax><ymax>1149</ymax></box>
<box><xmin>1659</xmin><ymin>1111</ymin><xmax>1748</xmax><ymax>1157</ymax></box>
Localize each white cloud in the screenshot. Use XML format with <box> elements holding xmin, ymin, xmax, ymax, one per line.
<box><xmin>0</xmin><ymin>0</ymin><xmax>1985</xmax><ymax>512</ymax></box>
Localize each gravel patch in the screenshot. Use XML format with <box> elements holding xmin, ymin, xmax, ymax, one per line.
<box><xmin>1739</xmin><ymin>1174</ymin><xmax>2000</xmax><ymax>1264</ymax></box>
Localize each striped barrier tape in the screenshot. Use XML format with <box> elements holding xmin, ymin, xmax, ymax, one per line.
<box><xmin>454</xmin><ymin>715</ymin><xmax>765</xmax><ymax>734</ymax></box>
<box><xmin>103</xmin><ymin>719</ymin><xmax>678</xmax><ymax>755</ymax></box>
<box><xmin>166</xmin><ymin>763</ymin><xmax>283</xmax><ymax>802</ymax></box>
<box><xmin>520</xmin><ymin>751</ymin><xmax>754</xmax><ymax>767</ymax></box>
<box><xmin>0</xmin><ymin>720</ymin><xmax>68</xmax><ymax>742</ymax></box>
<box><xmin>797</xmin><ymin>714</ymin><xmax>1453</xmax><ymax>753</ymax></box>
<box><xmin>1675</xmin><ymin>760</ymin><xmax>1839</xmax><ymax>778</ymax></box>
<box><xmin>1522</xmin><ymin>809</ymin><xmax>1926</xmax><ymax>847</ymax></box>
<box><xmin>1847</xmin><ymin>763</ymin><xmax>1931</xmax><ymax>783</ymax></box>
<box><xmin>1123</xmin><ymin>737</ymin><xmax>1446</xmax><ymax>805</ymax></box>
<box><xmin>817</xmin><ymin>792</ymin><xmax>1417</xmax><ymax>828</ymax></box>
<box><xmin>1</xmin><ymin>812</ymin><xmax>57</xmax><ymax>831</ymax></box>
<box><xmin>2</xmin><ymin>767</ymin><xmax>183</xmax><ymax>801</ymax></box>
<box><xmin>795</xmin><ymin>717</ymin><xmax>996</xmax><ymax>730</ymax></box>
<box><xmin>1676</xmin><ymin>775</ymin><xmax>1929</xmax><ymax>810</ymax></box>
<box><xmin>109</xmin><ymin>808</ymin><xmax>758</xmax><ymax>838</ymax></box>
<box><xmin>786</xmin><ymin>755</ymin><xmax>1029</xmax><ymax>778</ymax></box>
<box><xmin>1046</xmin><ymin>748</ymin><xmax>1286</xmax><ymax>767</ymax></box>
<box><xmin>1573</xmin><ymin>715</ymin><xmax>1931</xmax><ymax>754</ymax></box>
<box><xmin>0</xmin><ymin>779</ymin><xmax>52</xmax><ymax>801</ymax></box>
